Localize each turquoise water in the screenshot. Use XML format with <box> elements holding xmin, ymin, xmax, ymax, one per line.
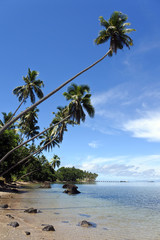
<box><xmin>10</xmin><ymin>182</ymin><xmax>160</xmax><ymax>239</ymax></box>
<box><xmin>75</xmin><ymin>182</ymin><xmax>160</xmax><ymax>210</ymax></box>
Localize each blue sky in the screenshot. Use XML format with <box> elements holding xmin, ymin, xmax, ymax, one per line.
<box><xmin>1</xmin><ymin>0</ymin><xmax>160</xmax><ymax>181</ymax></box>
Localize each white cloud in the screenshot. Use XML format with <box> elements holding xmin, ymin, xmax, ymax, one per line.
<box><xmin>88</xmin><ymin>141</ymin><xmax>99</xmax><ymax>149</ymax></box>
<box><xmin>92</xmin><ymin>87</ymin><xmax>128</xmax><ymax>107</ymax></box>
<box><xmin>78</xmin><ymin>155</ymin><xmax>160</xmax><ymax>180</ymax></box>
<box><xmin>123</xmin><ymin>111</ymin><xmax>160</xmax><ymax>142</ymax></box>
<box><xmin>87</xmin><ymin>80</ymin><xmax>160</xmax><ymax>140</ymax></box>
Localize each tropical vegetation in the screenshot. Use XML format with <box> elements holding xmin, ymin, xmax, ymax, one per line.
<box><xmin>0</xmin><ymin>11</ymin><xmax>135</xmax><ymax>134</ymax></box>
<box><xmin>0</xmin><ymin>11</ymin><xmax>135</xmax><ymax>183</ymax></box>
<box><xmin>0</xmin><ymin>81</ymin><xmax>96</xmax><ymax>182</ymax></box>
<box><xmin>56</xmin><ymin>167</ymin><xmax>98</xmax><ymax>182</ymax></box>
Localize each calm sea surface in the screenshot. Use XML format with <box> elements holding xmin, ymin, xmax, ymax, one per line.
<box><xmin>11</xmin><ymin>182</ymin><xmax>160</xmax><ymax>239</ymax></box>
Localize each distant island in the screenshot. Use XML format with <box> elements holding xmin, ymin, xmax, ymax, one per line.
<box><xmin>55</xmin><ymin>167</ymin><xmax>98</xmax><ymax>183</ymax></box>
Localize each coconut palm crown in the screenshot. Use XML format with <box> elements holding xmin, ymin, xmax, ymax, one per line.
<box><xmin>63</xmin><ymin>83</ymin><xmax>95</xmax><ymax>124</ymax></box>
<box><xmin>13</xmin><ymin>68</ymin><xmax>44</xmax><ymax>104</ymax></box>
<box><xmin>95</xmin><ymin>11</ymin><xmax>135</xmax><ymax>56</ymax></box>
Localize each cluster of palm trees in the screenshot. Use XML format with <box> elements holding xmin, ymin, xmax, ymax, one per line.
<box><xmin>0</xmin><ymin>11</ymin><xmax>135</xmax><ymax>179</ymax></box>
<box><xmin>0</xmin><ymin>81</ymin><xmax>95</xmax><ymax>177</ymax></box>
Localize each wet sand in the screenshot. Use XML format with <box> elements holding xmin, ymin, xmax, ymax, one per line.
<box><xmin>1</xmin><ymin>183</ymin><xmax>160</xmax><ymax>240</ymax></box>
<box><xmin>0</xmin><ymin>191</ymin><xmax>105</xmax><ymax>240</ymax></box>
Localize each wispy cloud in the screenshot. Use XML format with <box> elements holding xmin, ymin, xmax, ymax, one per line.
<box><xmin>88</xmin><ymin>81</ymin><xmax>160</xmax><ymax>140</ymax></box>
<box><xmin>88</xmin><ymin>141</ymin><xmax>99</xmax><ymax>149</ymax></box>
<box><xmin>92</xmin><ymin>86</ymin><xmax>128</xmax><ymax>107</ymax></box>
<box><xmin>123</xmin><ymin>111</ymin><xmax>160</xmax><ymax>142</ymax></box>
<box><xmin>78</xmin><ymin>155</ymin><xmax>160</xmax><ymax>180</ymax></box>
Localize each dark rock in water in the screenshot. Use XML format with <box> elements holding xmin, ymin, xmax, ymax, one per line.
<box><xmin>24</xmin><ymin>208</ymin><xmax>38</xmax><ymax>213</ymax></box>
<box><xmin>63</xmin><ymin>189</ymin><xmax>80</xmax><ymax>194</ymax></box>
<box><xmin>42</xmin><ymin>225</ymin><xmax>55</xmax><ymax>231</ymax></box>
<box><xmin>39</xmin><ymin>181</ymin><xmax>51</xmax><ymax>188</ymax></box>
<box><xmin>25</xmin><ymin>231</ymin><xmax>31</xmax><ymax>235</ymax></box>
<box><xmin>62</xmin><ymin>184</ymin><xmax>78</xmax><ymax>189</ymax></box>
<box><xmin>63</xmin><ymin>184</ymin><xmax>81</xmax><ymax>194</ymax></box>
<box><xmin>80</xmin><ymin>220</ymin><xmax>93</xmax><ymax>227</ymax></box>
<box><xmin>8</xmin><ymin>222</ymin><xmax>19</xmax><ymax>228</ymax></box>
<box><xmin>0</xmin><ymin>204</ymin><xmax>9</xmax><ymax>209</ymax></box>
<box><xmin>6</xmin><ymin>214</ymin><xmax>14</xmax><ymax>219</ymax></box>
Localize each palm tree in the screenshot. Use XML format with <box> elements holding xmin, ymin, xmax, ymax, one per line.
<box><xmin>0</xmin><ymin>115</ymin><xmax>69</xmax><ymax>164</ymax></box>
<box><xmin>51</xmin><ymin>106</ymin><xmax>74</xmax><ymax>143</ymax></box>
<box><xmin>95</xmin><ymin>11</ymin><xmax>135</xmax><ymax>56</ymax></box>
<box><xmin>18</xmin><ymin>107</ymin><xmax>40</xmax><ymax>140</ymax></box>
<box><xmin>11</xmin><ymin>68</ymin><xmax>44</xmax><ymax>121</ymax></box>
<box><xmin>0</xmin><ymin>84</ymin><xmax>94</xmax><ymax>165</ymax></box>
<box><xmin>0</xmin><ymin>112</ymin><xmax>15</xmax><ymax>129</ymax></box>
<box><xmin>0</xmin><ymin>83</ymin><xmax>95</xmax><ymax>176</ymax></box>
<box><xmin>0</xmin><ymin>135</ymin><xmax>58</xmax><ymax>177</ymax></box>
<box><xmin>0</xmin><ymin>11</ymin><xmax>135</xmax><ymax>134</ymax></box>
<box><xmin>50</xmin><ymin>154</ymin><xmax>60</xmax><ymax>169</ymax></box>
<box><xmin>39</xmin><ymin>129</ymin><xmax>60</xmax><ymax>152</ymax></box>
<box><xmin>63</xmin><ymin>83</ymin><xmax>95</xmax><ymax>124</ymax></box>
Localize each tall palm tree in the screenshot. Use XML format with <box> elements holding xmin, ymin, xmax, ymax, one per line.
<box><xmin>0</xmin><ymin>112</ymin><xmax>15</xmax><ymax>129</ymax></box>
<box><xmin>51</xmin><ymin>106</ymin><xmax>74</xmax><ymax>143</ymax></box>
<box><xmin>0</xmin><ymin>131</ymin><xmax>58</xmax><ymax>176</ymax></box>
<box><xmin>39</xmin><ymin>129</ymin><xmax>60</xmax><ymax>152</ymax></box>
<box><xmin>0</xmin><ymin>115</ymin><xmax>69</xmax><ymax>164</ymax></box>
<box><xmin>0</xmin><ymin>84</ymin><xmax>94</xmax><ymax>165</ymax></box>
<box><xmin>63</xmin><ymin>83</ymin><xmax>95</xmax><ymax>124</ymax></box>
<box><xmin>50</xmin><ymin>154</ymin><xmax>60</xmax><ymax>169</ymax></box>
<box><xmin>0</xmin><ymin>11</ymin><xmax>135</xmax><ymax>134</ymax></box>
<box><xmin>11</xmin><ymin>68</ymin><xmax>44</xmax><ymax>121</ymax></box>
<box><xmin>0</xmin><ymin>83</ymin><xmax>94</xmax><ymax>176</ymax></box>
<box><xmin>18</xmin><ymin>107</ymin><xmax>40</xmax><ymax>140</ymax></box>
<box><xmin>95</xmin><ymin>11</ymin><xmax>135</xmax><ymax>56</ymax></box>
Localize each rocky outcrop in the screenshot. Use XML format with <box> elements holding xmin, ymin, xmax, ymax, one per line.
<box><xmin>63</xmin><ymin>184</ymin><xmax>81</xmax><ymax>194</ymax></box>
<box><xmin>6</xmin><ymin>214</ymin><xmax>14</xmax><ymax>219</ymax></box>
<box><xmin>80</xmin><ymin>220</ymin><xmax>93</xmax><ymax>227</ymax></box>
<box><xmin>42</xmin><ymin>224</ymin><xmax>55</xmax><ymax>231</ymax></box>
<box><xmin>8</xmin><ymin>222</ymin><xmax>19</xmax><ymax>228</ymax></box>
<box><xmin>24</xmin><ymin>208</ymin><xmax>38</xmax><ymax>213</ymax></box>
<box><xmin>0</xmin><ymin>204</ymin><xmax>9</xmax><ymax>209</ymax></box>
<box><xmin>39</xmin><ymin>181</ymin><xmax>51</xmax><ymax>188</ymax></box>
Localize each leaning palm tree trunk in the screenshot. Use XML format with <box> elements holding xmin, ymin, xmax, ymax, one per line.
<box><xmin>7</xmin><ymin>98</ymin><xmax>26</xmax><ymax>123</ymax></box>
<box><xmin>0</xmin><ymin>49</ymin><xmax>111</xmax><ymax>135</ymax></box>
<box><xmin>13</xmin><ymin>169</ymin><xmax>39</xmax><ymax>183</ymax></box>
<box><xmin>0</xmin><ymin>115</ymin><xmax>70</xmax><ymax>164</ymax></box>
<box><xmin>0</xmin><ymin>135</ymin><xmax>58</xmax><ymax>177</ymax></box>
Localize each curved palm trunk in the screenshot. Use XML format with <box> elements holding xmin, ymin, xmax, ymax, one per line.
<box><xmin>0</xmin><ymin>115</ymin><xmax>70</xmax><ymax>164</ymax></box>
<box><xmin>1</xmin><ymin>135</ymin><xmax>57</xmax><ymax>177</ymax></box>
<box><xmin>0</xmin><ymin>49</ymin><xmax>111</xmax><ymax>135</ymax></box>
<box><xmin>7</xmin><ymin>98</ymin><xmax>26</xmax><ymax>123</ymax></box>
<box><xmin>13</xmin><ymin>169</ymin><xmax>39</xmax><ymax>183</ymax></box>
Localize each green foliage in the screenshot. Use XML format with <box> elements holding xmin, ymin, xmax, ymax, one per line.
<box><xmin>0</xmin><ymin>129</ymin><xmax>56</xmax><ymax>182</ymax></box>
<box><xmin>18</xmin><ymin>107</ymin><xmax>40</xmax><ymax>140</ymax></box>
<box><xmin>95</xmin><ymin>11</ymin><xmax>135</xmax><ymax>56</ymax></box>
<box><xmin>0</xmin><ymin>83</ymin><xmax>95</xmax><ymax>183</ymax></box>
<box><xmin>63</xmin><ymin>83</ymin><xmax>95</xmax><ymax>124</ymax></box>
<box><xmin>56</xmin><ymin>167</ymin><xmax>98</xmax><ymax>182</ymax></box>
<box><xmin>13</xmin><ymin>68</ymin><xmax>44</xmax><ymax>104</ymax></box>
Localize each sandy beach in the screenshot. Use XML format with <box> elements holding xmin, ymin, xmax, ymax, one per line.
<box><xmin>0</xmin><ymin>189</ymin><xmax>105</xmax><ymax>240</ymax></box>
<box><xmin>1</xmin><ymin>182</ymin><xmax>160</xmax><ymax>240</ymax></box>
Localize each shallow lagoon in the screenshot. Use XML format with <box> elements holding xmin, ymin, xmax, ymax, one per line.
<box><xmin>6</xmin><ymin>182</ymin><xmax>160</xmax><ymax>240</ymax></box>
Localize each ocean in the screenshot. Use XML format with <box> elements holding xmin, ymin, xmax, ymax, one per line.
<box><xmin>9</xmin><ymin>181</ymin><xmax>160</xmax><ymax>240</ymax></box>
